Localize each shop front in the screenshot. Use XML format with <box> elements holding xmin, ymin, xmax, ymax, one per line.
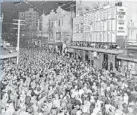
<box><xmin>117</xmin><ymin>54</ymin><xmax>137</xmax><ymax>78</ymax></box>
<box><xmin>93</xmin><ymin>52</ymin><xmax>104</xmax><ymax>69</ymax></box>
<box><xmin>108</xmin><ymin>54</ymin><xmax>116</xmax><ymax>71</ymax></box>
<box><xmin>67</xmin><ymin>45</ymin><xmax>123</xmax><ymax>70</ymax></box>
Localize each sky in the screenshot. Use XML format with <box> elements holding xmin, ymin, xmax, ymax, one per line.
<box><xmin>1</xmin><ymin>1</ymin><xmax>74</xmax><ymax>32</ymax></box>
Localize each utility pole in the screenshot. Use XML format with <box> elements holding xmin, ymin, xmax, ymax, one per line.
<box><xmin>13</xmin><ymin>19</ymin><xmax>25</xmax><ymax>64</ymax></box>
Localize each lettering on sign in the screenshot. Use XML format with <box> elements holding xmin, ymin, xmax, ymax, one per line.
<box><xmin>116</xmin><ymin>6</ymin><xmax>127</xmax><ymax>36</ymax></box>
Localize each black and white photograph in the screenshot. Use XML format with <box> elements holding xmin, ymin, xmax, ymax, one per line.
<box><xmin>0</xmin><ymin>0</ymin><xmax>137</xmax><ymax>115</ymax></box>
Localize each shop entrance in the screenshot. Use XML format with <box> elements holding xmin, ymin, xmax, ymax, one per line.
<box><xmin>103</xmin><ymin>53</ymin><xmax>108</xmax><ymax>70</ymax></box>
<box><xmin>85</xmin><ymin>54</ymin><xmax>89</xmax><ymax>62</ymax></box>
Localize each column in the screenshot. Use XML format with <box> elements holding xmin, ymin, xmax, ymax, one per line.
<box><xmin>73</xmin><ymin>49</ymin><xmax>76</xmax><ymax>59</ymax></box>
<box><xmin>110</xmin><ymin>54</ymin><xmax>115</xmax><ymax>71</ymax></box>
<box><xmin>83</xmin><ymin>50</ymin><xmax>86</xmax><ymax>62</ymax></box>
<box><xmin>89</xmin><ymin>51</ymin><xmax>92</xmax><ymax>66</ymax></box>
<box><xmin>99</xmin><ymin>53</ymin><xmax>104</xmax><ymax>69</ymax></box>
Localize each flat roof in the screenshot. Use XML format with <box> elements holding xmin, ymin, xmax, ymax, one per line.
<box><xmin>67</xmin><ymin>46</ymin><xmax>124</xmax><ymax>55</ymax></box>
<box><xmin>0</xmin><ymin>47</ymin><xmax>18</xmax><ymax>59</ymax></box>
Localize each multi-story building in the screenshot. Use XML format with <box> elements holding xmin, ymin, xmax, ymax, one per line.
<box><xmin>67</xmin><ymin>0</ymin><xmax>137</xmax><ymax>77</ymax></box>
<box><xmin>37</xmin><ymin>14</ymin><xmax>50</xmax><ymax>38</ymax></box>
<box><xmin>116</xmin><ymin>1</ymin><xmax>137</xmax><ymax>77</ymax></box>
<box><xmin>0</xmin><ymin>13</ymin><xmax>3</xmax><ymax>41</ymax></box>
<box><xmin>69</xmin><ymin>1</ymin><xmax>125</xmax><ymax>70</ymax></box>
<box><xmin>19</xmin><ymin>8</ymin><xmax>39</xmax><ymax>37</ymax></box>
<box><xmin>48</xmin><ymin>10</ymin><xmax>57</xmax><ymax>43</ymax></box>
<box><xmin>55</xmin><ymin>6</ymin><xmax>75</xmax><ymax>44</ymax></box>
<box><xmin>19</xmin><ymin>12</ymin><xmax>25</xmax><ymax>20</ymax></box>
<box><xmin>48</xmin><ymin>6</ymin><xmax>75</xmax><ymax>53</ymax></box>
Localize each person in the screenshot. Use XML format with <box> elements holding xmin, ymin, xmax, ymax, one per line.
<box><xmin>1</xmin><ymin>47</ymin><xmax>137</xmax><ymax>115</ymax></box>
<box><xmin>81</xmin><ymin>98</ymin><xmax>91</xmax><ymax>114</ymax></box>
<box><xmin>4</xmin><ymin>102</ymin><xmax>15</xmax><ymax>115</ymax></box>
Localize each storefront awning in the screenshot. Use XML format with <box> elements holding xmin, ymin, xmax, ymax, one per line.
<box><xmin>0</xmin><ymin>52</ymin><xmax>18</xmax><ymax>59</ymax></box>
<box><xmin>0</xmin><ymin>47</ymin><xmax>18</xmax><ymax>59</ymax></box>
<box><xmin>117</xmin><ymin>54</ymin><xmax>137</xmax><ymax>63</ymax></box>
<box><xmin>67</xmin><ymin>46</ymin><xmax>124</xmax><ymax>55</ymax></box>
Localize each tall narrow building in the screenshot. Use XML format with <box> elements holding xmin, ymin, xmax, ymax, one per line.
<box><xmin>19</xmin><ymin>8</ymin><xmax>39</xmax><ymax>37</ymax></box>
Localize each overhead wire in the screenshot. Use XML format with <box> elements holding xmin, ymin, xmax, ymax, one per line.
<box><xmin>44</xmin><ymin>1</ymin><xmax>75</xmax><ymax>15</ymax></box>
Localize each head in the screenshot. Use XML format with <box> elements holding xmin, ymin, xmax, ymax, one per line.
<box><xmin>75</xmin><ymin>85</ymin><xmax>78</xmax><ymax>90</ymax></box>
<box><xmin>60</xmin><ymin>94</ymin><xmax>63</xmax><ymax>99</ymax></box>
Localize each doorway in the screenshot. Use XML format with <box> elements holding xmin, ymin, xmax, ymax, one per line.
<box><xmin>103</xmin><ymin>53</ymin><xmax>108</xmax><ymax>70</ymax></box>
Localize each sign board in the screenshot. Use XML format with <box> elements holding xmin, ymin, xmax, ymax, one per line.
<box><xmin>116</xmin><ymin>7</ymin><xmax>127</xmax><ymax>36</ymax></box>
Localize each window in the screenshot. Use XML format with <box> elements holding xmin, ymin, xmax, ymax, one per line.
<box><xmin>58</xmin><ymin>20</ymin><xmax>60</xmax><ymax>26</ymax></box>
<box><xmin>62</xmin><ymin>18</ymin><xmax>63</xmax><ymax>25</ymax></box>
<box><xmin>115</xmin><ymin>2</ymin><xmax>122</xmax><ymax>6</ymax></box>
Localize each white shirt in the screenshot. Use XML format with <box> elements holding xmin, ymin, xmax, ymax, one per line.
<box><xmin>78</xmin><ymin>89</ymin><xmax>84</xmax><ymax>97</ymax></box>
<box><xmin>82</xmin><ymin>101</ymin><xmax>91</xmax><ymax>113</ymax></box>
<box><xmin>115</xmin><ymin>109</ymin><xmax>125</xmax><ymax>115</ymax></box>
<box><xmin>19</xmin><ymin>111</ymin><xmax>31</xmax><ymax>115</ymax></box>
<box><xmin>123</xmin><ymin>94</ymin><xmax>129</xmax><ymax>104</ymax></box>
<box><xmin>4</xmin><ymin>103</ymin><xmax>15</xmax><ymax>115</ymax></box>
<box><xmin>90</xmin><ymin>96</ymin><xmax>95</xmax><ymax>103</ymax></box>
<box><xmin>76</xmin><ymin>110</ymin><xmax>82</xmax><ymax>115</ymax></box>
<box><xmin>91</xmin><ymin>107</ymin><xmax>100</xmax><ymax>115</ymax></box>
<box><xmin>53</xmin><ymin>98</ymin><xmax>60</xmax><ymax>108</ymax></box>
<box><xmin>38</xmin><ymin>113</ymin><xmax>43</xmax><ymax>115</ymax></box>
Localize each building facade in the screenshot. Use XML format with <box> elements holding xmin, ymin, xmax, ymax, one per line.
<box><xmin>55</xmin><ymin>6</ymin><xmax>75</xmax><ymax>44</ymax></box>
<box><xmin>116</xmin><ymin>1</ymin><xmax>137</xmax><ymax>77</ymax></box>
<box><xmin>48</xmin><ymin>10</ymin><xmax>57</xmax><ymax>43</ymax></box>
<box><xmin>37</xmin><ymin>14</ymin><xmax>50</xmax><ymax>38</ymax></box>
<box><xmin>68</xmin><ymin>1</ymin><xmax>128</xmax><ymax>71</ymax></box>
<box><xmin>67</xmin><ymin>0</ymin><xmax>137</xmax><ymax>76</ymax></box>
<box><xmin>48</xmin><ymin>7</ymin><xmax>75</xmax><ymax>53</ymax></box>
<box><xmin>19</xmin><ymin>8</ymin><xmax>39</xmax><ymax>37</ymax></box>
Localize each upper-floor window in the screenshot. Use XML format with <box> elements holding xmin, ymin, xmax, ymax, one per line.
<box><xmin>62</xmin><ymin>18</ymin><xmax>63</xmax><ymax>25</ymax></box>
<box><xmin>58</xmin><ymin>20</ymin><xmax>60</xmax><ymax>26</ymax></box>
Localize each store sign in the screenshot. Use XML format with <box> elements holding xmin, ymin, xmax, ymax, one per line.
<box><xmin>116</xmin><ymin>7</ymin><xmax>127</xmax><ymax>36</ymax></box>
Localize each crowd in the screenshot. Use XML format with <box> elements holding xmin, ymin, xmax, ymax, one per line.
<box><xmin>0</xmin><ymin>48</ymin><xmax>137</xmax><ymax>115</ymax></box>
